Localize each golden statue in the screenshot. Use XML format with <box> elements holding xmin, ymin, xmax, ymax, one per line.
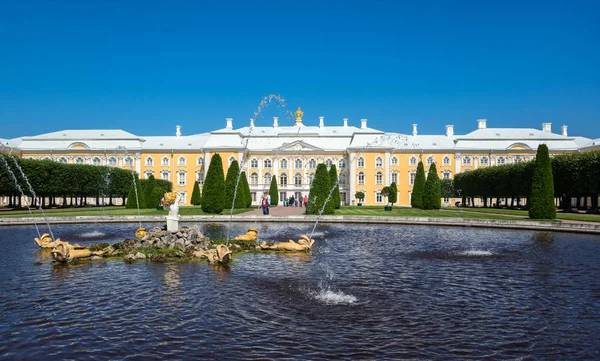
<box><xmin>295</xmin><ymin>107</ymin><xmax>304</xmax><ymax>123</ymax></box>
<box><xmin>259</xmin><ymin>234</ymin><xmax>315</xmax><ymax>252</ymax></box>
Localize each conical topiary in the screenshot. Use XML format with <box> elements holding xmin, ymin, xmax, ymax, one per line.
<box><xmin>411</xmin><ymin>161</ymin><xmax>425</xmax><ymax>209</ymax></box>
<box><xmin>328</xmin><ymin>164</ymin><xmax>341</xmax><ymax>209</ymax></box>
<box><xmin>306</xmin><ymin>163</ymin><xmax>334</xmax><ymax>215</ymax></box>
<box><xmin>529</xmin><ymin>144</ymin><xmax>556</xmax><ymax>219</ymax></box>
<box><xmin>201</xmin><ymin>154</ymin><xmax>225</xmax><ymax>214</ymax></box>
<box><xmin>423</xmin><ymin>163</ymin><xmax>441</xmax><ymax>209</ymax></box>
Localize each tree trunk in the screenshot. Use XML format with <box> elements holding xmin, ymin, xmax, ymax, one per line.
<box><xmin>483</xmin><ymin>197</ymin><xmax>488</xmax><ymax>207</ymax></box>
<box><xmin>590</xmin><ymin>194</ymin><xmax>599</xmax><ymax>213</ymax></box>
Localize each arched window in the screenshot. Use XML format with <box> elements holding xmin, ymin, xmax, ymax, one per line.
<box><xmin>325</xmin><ymin>159</ymin><xmax>332</xmax><ymax>168</ymax></box>
<box><xmin>59</xmin><ymin>157</ymin><xmax>68</xmax><ymax>164</ymax></box>
<box><xmin>280</xmin><ymin>158</ymin><xmax>288</xmax><ymax>169</ymax></box>
<box><xmin>358</xmin><ymin>171</ymin><xmax>365</xmax><ymax>185</ymax></box>
<box><xmin>442</xmin><ymin>171</ymin><xmax>452</xmax><ymax>180</ymax></box>
<box><xmin>161</xmin><ymin>170</ymin><xmax>170</xmax><ymax>180</ymax></box>
<box><xmin>376</xmin><ymin>171</ymin><xmax>383</xmax><ymax>185</ymax></box>
<box><xmin>197</xmin><ymin>157</ymin><xmax>204</xmax><ymax>166</ymax></box>
<box><xmin>295</xmin><ymin>173</ymin><xmax>302</xmax><ymax>185</ymax></box>
<box><xmin>462</xmin><ymin>156</ymin><xmax>472</xmax><ymax>166</ymax></box>
<box><xmin>161</xmin><ymin>157</ymin><xmax>169</xmax><ymax>166</ymax></box>
<box><xmin>125</xmin><ymin>156</ymin><xmax>133</xmax><ymax>166</ymax></box>
<box><xmin>178</xmin><ymin>156</ymin><xmax>186</xmax><ymax>166</ymax></box>
<box><xmin>178</xmin><ymin>170</ymin><xmax>186</xmax><ymax>186</ymax></box>
<box><xmin>264</xmin><ymin>173</ymin><xmax>271</xmax><ymax>185</ymax></box>
<box><xmin>144</xmin><ymin>170</ymin><xmax>154</xmax><ymax>179</ymax></box>
<box><xmin>264</xmin><ymin>158</ymin><xmax>272</xmax><ymax>168</ymax></box>
<box><xmin>108</xmin><ymin>157</ymin><xmax>117</xmax><ymax>166</ymax></box>
<box><xmin>250</xmin><ymin>158</ymin><xmax>258</xmax><ymax>168</ymax></box>
<box><xmin>443</xmin><ymin>156</ymin><xmax>451</xmax><ymax>166</ymax></box>
<box><xmin>409</xmin><ymin>156</ymin><xmax>418</xmax><ymax>166</ymax></box>
<box><xmin>309</xmin><ymin>159</ymin><xmax>317</xmax><ymax>169</ymax></box>
<box><xmin>279</xmin><ymin>173</ymin><xmax>288</xmax><ymax>186</ymax></box>
<box><xmin>409</xmin><ymin>171</ymin><xmax>416</xmax><ymax>185</ymax></box>
<box><xmin>145</xmin><ymin>157</ymin><xmax>154</xmax><ymax>166</ymax></box>
<box><xmin>375</xmin><ymin>157</ymin><xmax>383</xmax><ymax>168</ymax></box>
<box><xmin>250</xmin><ymin>172</ymin><xmax>258</xmax><ymax>185</ymax></box>
<box><xmin>338</xmin><ymin>159</ymin><xmax>346</xmax><ymax>169</ymax></box>
<box><xmin>75</xmin><ymin>157</ymin><xmax>84</xmax><ymax>165</ymax></box>
<box><xmin>92</xmin><ymin>157</ymin><xmax>101</xmax><ymax>166</ymax></box>
<box><xmin>309</xmin><ymin>173</ymin><xmax>315</xmax><ymax>185</ymax></box>
<box><xmin>514</xmin><ymin>156</ymin><xmax>523</xmax><ymax>163</ymax></box>
<box><xmin>426</xmin><ymin>156</ymin><xmax>435</xmax><ymax>166</ymax></box>
<box><xmin>295</xmin><ymin>158</ymin><xmax>303</xmax><ymax>169</ymax></box>
<box><xmin>497</xmin><ymin>157</ymin><xmax>506</xmax><ymax>165</ymax></box>
<box><xmin>391</xmin><ymin>172</ymin><xmax>398</xmax><ymax>184</ymax></box>
<box><xmin>358</xmin><ymin>157</ymin><xmax>365</xmax><ymax>168</ymax></box>
<box><xmin>390</xmin><ymin>156</ymin><xmax>398</xmax><ymax>166</ymax></box>
<box><xmin>196</xmin><ymin>171</ymin><xmax>204</xmax><ymax>185</ymax></box>
<box><xmin>480</xmin><ymin>156</ymin><xmax>489</xmax><ymax>166</ymax></box>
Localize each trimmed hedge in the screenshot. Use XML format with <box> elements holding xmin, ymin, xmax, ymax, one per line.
<box><xmin>423</xmin><ymin>163</ymin><xmax>441</xmax><ymax>209</ymax></box>
<box><xmin>328</xmin><ymin>164</ymin><xmax>341</xmax><ymax>209</ymax></box>
<box><xmin>529</xmin><ymin>145</ymin><xmax>556</xmax><ymax>219</ymax></box>
<box><xmin>306</xmin><ymin>163</ymin><xmax>334</xmax><ymax>215</ymax></box>
<box><xmin>411</xmin><ymin>161</ymin><xmax>425</xmax><ymax>208</ymax></box>
<box><xmin>201</xmin><ymin>154</ymin><xmax>225</xmax><ymax>214</ymax></box>
<box><xmin>269</xmin><ymin>176</ymin><xmax>279</xmax><ymax>206</ymax></box>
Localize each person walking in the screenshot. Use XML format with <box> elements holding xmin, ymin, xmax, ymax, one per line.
<box><xmin>303</xmin><ymin>194</ymin><xmax>308</xmax><ymax>208</ymax></box>
<box><xmin>261</xmin><ymin>195</ymin><xmax>270</xmax><ymax>215</ymax></box>
<box><xmin>299</xmin><ymin>196</ymin><xmax>303</xmax><ymax>207</ymax></box>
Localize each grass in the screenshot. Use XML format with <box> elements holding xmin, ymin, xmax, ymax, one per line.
<box><xmin>0</xmin><ymin>206</ymin><xmax>254</xmax><ymax>218</ymax></box>
<box><xmin>440</xmin><ymin>207</ymin><xmax>600</xmax><ymax>223</ymax></box>
<box><xmin>336</xmin><ymin>206</ymin><xmax>527</xmax><ymax>221</ymax></box>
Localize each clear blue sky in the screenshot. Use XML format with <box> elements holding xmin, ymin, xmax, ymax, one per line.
<box><xmin>1</xmin><ymin>0</ymin><xmax>599</xmax><ymax>139</ymax></box>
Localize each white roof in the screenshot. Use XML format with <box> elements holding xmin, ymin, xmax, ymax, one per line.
<box><xmin>458</xmin><ymin>128</ymin><xmax>567</xmax><ymax>140</ymax></box>
<box><xmin>141</xmin><ymin>134</ymin><xmax>210</xmax><ymax>151</ymax></box>
<box><xmin>24</xmin><ymin>129</ymin><xmax>139</xmax><ymax>140</ymax></box>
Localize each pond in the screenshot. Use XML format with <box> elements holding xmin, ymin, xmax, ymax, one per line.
<box><xmin>1</xmin><ymin>222</ymin><xmax>599</xmax><ymax>360</ymax></box>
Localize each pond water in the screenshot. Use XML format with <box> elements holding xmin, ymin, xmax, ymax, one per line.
<box><xmin>1</xmin><ymin>222</ymin><xmax>599</xmax><ymax>360</ymax></box>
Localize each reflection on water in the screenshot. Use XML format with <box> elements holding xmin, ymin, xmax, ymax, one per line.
<box><xmin>0</xmin><ymin>223</ymin><xmax>599</xmax><ymax>360</ymax></box>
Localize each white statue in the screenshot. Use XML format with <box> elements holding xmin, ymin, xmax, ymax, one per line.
<box><xmin>168</xmin><ymin>191</ymin><xmax>182</xmax><ymax>217</ymax></box>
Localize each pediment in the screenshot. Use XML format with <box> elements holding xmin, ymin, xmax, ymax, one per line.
<box><xmin>276</xmin><ymin>140</ymin><xmax>323</xmax><ymax>152</ymax></box>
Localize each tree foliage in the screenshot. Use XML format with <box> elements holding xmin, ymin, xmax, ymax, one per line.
<box><xmin>240</xmin><ymin>171</ymin><xmax>252</xmax><ymax>208</ymax></box>
<box><xmin>225</xmin><ymin>160</ymin><xmax>242</xmax><ymax>209</ymax></box>
<box><xmin>529</xmin><ymin>144</ymin><xmax>556</xmax><ymax>219</ymax></box>
<box><xmin>328</xmin><ymin>164</ymin><xmax>341</xmax><ymax>209</ymax></box>
<box><xmin>355</xmin><ymin>191</ymin><xmax>365</xmax><ymax>203</ymax></box>
<box><xmin>190</xmin><ymin>181</ymin><xmax>201</xmax><ymax>206</ymax></box>
<box><xmin>269</xmin><ymin>176</ymin><xmax>279</xmax><ymax>206</ymax></box>
<box><xmin>423</xmin><ymin>163</ymin><xmax>441</xmax><ymax>209</ymax></box>
<box><xmin>389</xmin><ymin>182</ymin><xmax>398</xmax><ymax>205</ymax></box>
<box><xmin>142</xmin><ymin>174</ymin><xmax>158</xmax><ymax>208</ymax></box>
<box><xmin>306</xmin><ymin>163</ymin><xmax>334</xmax><ymax>215</ymax></box>
<box><xmin>201</xmin><ymin>154</ymin><xmax>225</xmax><ymax>214</ymax></box>
<box><xmin>411</xmin><ymin>161</ymin><xmax>426</xmax><ymax>209</ymax></box>
<box><xmin>125</xmin><ymin>173</ymin><xmax>146</xmax><ymax>209</ymax></box>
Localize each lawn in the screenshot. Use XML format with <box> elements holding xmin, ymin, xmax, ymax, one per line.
<box><xmin>336</xmin><ymin>206</ymin><xmax>527</xmax><ymax>221</ymax></box>
<box><xmin>0</xmin><ymin>206</ymin><xmax>253</xmax><ymax>218</ymax></box>
<box><xmin>440</xmin><ymin>207</ymin><xmax>600</xmax><ymax>223</ymax></box>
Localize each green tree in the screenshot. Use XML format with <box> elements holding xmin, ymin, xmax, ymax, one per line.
<box><xmin>440</xmin><ymin>179</ymin><xmax>456</xmax><ymax>198</ymax></box>
<box><xmin>190</xmin><ymin>181</ymin><xmax>201</xmax><ymax>206</ymax></box>
<box><xmin>389</xmin><ymin>182</ymin><xmax>398</xmax><ymax>206</ymax></box>
<box><xmin>306</xmin><ymin>163</ymin><xmax>334</xmax><ymax>215</ymax></box>
<box><xmin>411</xmin><ymin>161</ymin><xmax>426</xmax><ymax>209</ymax></box>
<box><xmin>224</xmin><ymin>159</ymin><xmax>241</xmax><ymax>209</ymax></box>
<box><xmin>529</xmin><ymin>144</ymin><xmax>556</xmax><ymax>219</ymax></box>
<box><xmin>423</xmin><ymin>163</ymin><xmax>441</xmax><ymax>209</ymax></box>
<box><xmin>355</xmin><ymin>191</ymin><xmax>365</xmax><ymax>204</ymax></box>
<box><xmin>201</xmin><ymin>154</ymin><xmax>226</xmax><ymax>214</ymax></box>
<box><xmin>328</xmin><ymin>164</ymin><xmax>341</xmax><ymax>209</ymax></box>
<box><xmin>125</xmin><ymin>173</ymin><xmax>146</xmax><ymax>209</ymax></box>
<box><xmin>142</xmin><ymin>175</ymin><xmax>157</xmax><ymax>208</ymax></box>
<box><xmin>269</xmin><ymin>176</ymin><xmax>279</xmax><ymax>206</ymax></box>
<box><xmin>240</xmin><ymin>171</ymin><xmax>252</xmax><ymax>208</ymax></box>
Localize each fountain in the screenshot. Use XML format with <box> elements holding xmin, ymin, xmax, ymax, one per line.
<box><xmin>164</xmin><ymin>191</ymin><xmax>181</xmax><ymax>232</ymax></box>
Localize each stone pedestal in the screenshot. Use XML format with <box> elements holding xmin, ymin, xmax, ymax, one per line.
<box><xmin>166</xmin><ymin>215</ymin><xmax>180</xmax><ymax>232</ymax></box>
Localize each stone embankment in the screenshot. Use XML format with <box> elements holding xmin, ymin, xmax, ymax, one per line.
<box><xmin>2</xmin><ymin>215</ymin><xmax>600</xmax><ymax>234</ymax></box>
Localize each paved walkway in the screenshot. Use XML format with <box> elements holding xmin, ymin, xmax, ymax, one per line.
<box><xmin>239</xmin><ymin>205</ymin><xmax>306</xmax><ymax>217</ymax></box>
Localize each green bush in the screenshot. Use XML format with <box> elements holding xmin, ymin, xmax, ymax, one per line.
<box><xmin>389</xmin><ymin>182</ymin><xmax>398</xmax><ymax>205</ymax></box>
<box><xmin>240</xmin><ymin>171</ymin><xmax>252</xmax><ymax>208</ymax></box>
<box><xmin>328</xmin><ymin>164</ymin><xmax>341</xmax><ymax>209</ymax></box>
<box><xmin>225</xmin><ymin>160</ymin><xmax>243</xmax><ymax>209</ymax></box>
<box><xmin>411</xmin><ymin>161</ymin><xmax>425</xmax><ymax>209</ymax></box>
<box><xmin>529</xmin><ymin>144</ymin><xmax>556</xmax><ymax>219</ymax></box>
<box><xmin>201</xmin><ymin>154</ymin><xmax>225</xmax><ymax>214</ymax></box>
<box><xmin>190</xmin><ymin>181</ymin><xmax>201</xmax><ymax>206</ymax></box>
<box><xmin>423</xmin><ymin>163</ymin><xmax>441</xmax><ymax>209</ymax></box>
<box><xmin>142</xmin><ymin>175</ymin><xmax>157</xmax><ymax>208</ymax></box>
<box><xmin>306</xmin><ymin>163</ymin><xmax>334</xmax><ymax>215</ymax></box>
<box><xmin>355</xmin><ymin>191</ymin><xmax>365</xmax><ymax>204</ymax></box>
<box><xmin>269</xmin><ymin>176</ymin><xmax>279</xmax><ymax>205</ymax></box>
<box><xmin>125</xmin><ymin>173</ymin><xmax>146</xmax><ymax>209</ymax></box>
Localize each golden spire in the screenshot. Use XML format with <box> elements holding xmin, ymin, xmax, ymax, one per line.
<box><xmin>295</xmin><ymin>107</ymin><xmax>304</xmax><ymax>124</ymax></box>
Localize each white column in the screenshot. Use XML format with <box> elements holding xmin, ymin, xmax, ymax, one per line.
<box><xmin>349</xmin><ymin>152</ymin><xmax>356</xmax><ymax>205</ymax></box>
<box><xmin>455</xmin><ymin>154</ymin><xmax>461</xmax><ymax>174</ymax></box>
<box><xmin>474</xmin><ymin>156</ymin><xmax>479</xmax><ymax>170</ymax></box>
<box><xmin>273</xmin><ymin>155</ymin><xmax>279</xmax><ymax>179</ymax></box>
<box><xmin>258</xmin><ymin>156</ymin><xmax>263</xmax><ymax>189</ymax></box>
<box><xmin>204</xmin><ymin>151</ymin><xmax>211</xmax><ymax>175</ymax></box>
<box><xmin>135</xmin><ymin>153</ymin><xmax>141</xmax><ymax>175</ymax></box>
<box><xmin>384</xmin><ymin>152</ymin><xmax>390</xmax><ymax>185</ymax></box>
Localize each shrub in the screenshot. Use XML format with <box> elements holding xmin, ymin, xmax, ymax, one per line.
<box><xmin>190</xmin><ymin>181</ymin><xmax>201</xmax><ymax>206</ymax></box>
<box><xmin>306</xmin><ymin>163</ymin><xmax>334</xmax><ymax>215</ymax></box>
<box><xmin>225</xmin><ymin>160</ymin><xmax>243</xmax><ymax>209</ymax></box>
<box><xmin>355</xmin><ymin>191</ymin><xmax>365</xmax><ymax>204</ymax></box>
<box><xmin>240</xmin><ymin>171</ymin><xmax>252</xmax><ymax>208</ymax></box>
<box><xmin>411</xmin><ymin>161</ymin><xmax>425</xmax><ymax>209</ymax></box>
<box><xmin>529</xmin><ymin>144</ymin><xmax>556</xmax><ymax>219</ymax></box>
<box><xmin>389</xmin><ymin>182</ymin><xmax>398</xmax><ymax>205</ymax></box>
<box><xmin>142</xmin><ymin>175</ymin><xmax>158</xmax><ymax>208</ymax></box>
<box><xmin>201</xmin><ymin>154</ymin><xmax>225</xmax><ymax>214</ymax></box>
<box><xmin>328</xmin><ymin>164</ymin><xmax>341</xmax><ymax>209</ymax></box>
<box><xmin>423</xmin><ymin>163</ymin><xmax>441</xmax><ymax>209</ymax></box>
<box><xmin>125</xmin><ymin>173</ymin><xmax>146</xmax><ymax>209</ymax></box>
<box><xmin>269</xmin><ymin>176</ymin><xmax>279</xmax><ymax>206</ymax></box>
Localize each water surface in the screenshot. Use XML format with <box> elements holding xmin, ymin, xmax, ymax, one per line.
<box><xmin>1</xmin><ymin>223</ymin><xmax>599</xmax><ymax>360</ymax></box>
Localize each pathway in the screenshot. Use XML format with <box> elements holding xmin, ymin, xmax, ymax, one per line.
<box><xmin>239</xmin><ymin>205</ymin><xmax>306</xmax><ymax>217</ymax></box>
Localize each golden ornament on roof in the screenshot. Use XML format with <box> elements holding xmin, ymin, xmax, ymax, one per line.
<box><xmin>295</xmin><ymin>107</ymin><xmax>304</xmax><ymax>123</ymax></box>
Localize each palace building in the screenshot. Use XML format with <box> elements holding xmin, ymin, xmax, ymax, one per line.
<box><xmin>2</xmin><ymin>108</ymin><xmax>599</xmax><ymax>207</ymax></box>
